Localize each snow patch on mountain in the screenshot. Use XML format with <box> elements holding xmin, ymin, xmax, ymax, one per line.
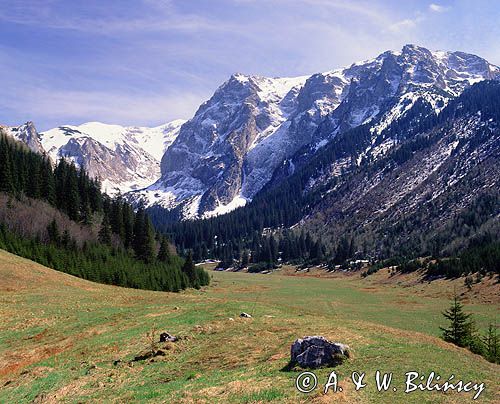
<box><xmin>202</xmin><ymin>194</ymin><xmax>248</xmax><ymax>218</ymax></box>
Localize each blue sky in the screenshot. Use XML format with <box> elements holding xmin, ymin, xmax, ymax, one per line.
<box><xmin>1</xmin><ymin>0</ymin><xmax>499</xmax><ymax>130</ymax></box>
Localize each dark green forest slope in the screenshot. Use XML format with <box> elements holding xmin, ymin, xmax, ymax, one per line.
<box><xmin>0</xmin><ymin>132</ymin><xmax>209</xmax><ymax>291</ymax></box>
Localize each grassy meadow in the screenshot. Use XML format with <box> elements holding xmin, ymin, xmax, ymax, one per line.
<box><xmin>0</xmin><ymin>250</ymin><xmax>498</xmax><ymax>403</ymax></box>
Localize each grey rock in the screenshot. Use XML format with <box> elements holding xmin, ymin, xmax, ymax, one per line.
<box><xmin>291</xmin><ymin>336</ymin><xmax>350</xmax><ymax>368</ymax></box>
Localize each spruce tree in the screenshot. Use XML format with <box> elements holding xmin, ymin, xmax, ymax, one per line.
<box><xmin>26</xmin><ymin>156</ymin><xmax>41</xmax><ymax>199</ymax></box>
<box><xmin>133</xmin><ymin>207</ymin><xmax>146</xmax><ymax>258</ymax></box>
<box><xmin>98</xmin><ymin>215</ymin><xmax>112</xmax><ymax>245</ymax></box>
<box><xmin>66</xmin><ymin>162</ymin><xmax>80</xmax><ymax>221</ymax></box>
<box><xmin>440</xmin><ymin>294</ymin><xmax>473</xmax><ymax>347</ymax></box>
<box><xmin>141</xmin><ymin>216</ymin><xmax>156</xmax><ymax>263</ymax></box>
<box><xmin>110</xmin><ymin>198</ymin><xmax>124</xmax><ymax>238</ymax></box>
<box><xmin>61</xmin><ymin>229</ymin><xmax>71</xmax><ymax>248</ymax></box>
<box><xmin>122</xmin><ymin>203</ymin><xmax>134</xmax><ymax>249</ymax></box>
<box><xmin>241</xmin><ymin>250</ymin><xmax>249</xmax><ymax>267</ymax></box>
<box><xmin>158</xmin><ymin>237</ymin><xmax>171</xmax><ymax>263</ymax></box>
<box><xmin>41</xmin><ymin>158</ymin><xmax>56</xmax><ymax>205</ymax></box>
<box><xmin>133</xmin><ymin>207</ymin><xmax>155</xmax><ymax>263</ymax></box>
<box><xmin>0</xmin><ymin>140</ymin><xmax>14</xmax><ymax>193</ymax></box>
<box><xmin>181</xmin><ymin>251</ymin><xmax>198</xmax><ymax>288</ymax></box>
<box><xmin>47</xmin><ymin>219</ymin><xmax>60</xmax><ymax>245</ymax></box>
<box><xmin>481</xmin><ymin>323</ymin><xmax>500</xmax><ymax>364</ymax></box>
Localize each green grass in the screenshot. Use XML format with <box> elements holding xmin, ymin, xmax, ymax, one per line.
<box><xmin>0</xmin><ymin>251</ymin><xmax>498</xmax><ymax>403</ymax></box>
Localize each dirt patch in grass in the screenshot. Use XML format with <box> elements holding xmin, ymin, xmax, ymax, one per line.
<box><xmin>0</xmin><ymin>343</ymin><xmax>69</xmax><ymax>378</ymax></box>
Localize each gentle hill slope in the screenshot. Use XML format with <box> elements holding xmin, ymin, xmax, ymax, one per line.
<box><xmin>0</xmin><ymin>250</ymin><xmax>498</xmax><ymax>403</ymax></box>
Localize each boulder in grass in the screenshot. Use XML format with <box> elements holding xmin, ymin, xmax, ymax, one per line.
<box><xmin>290</xmin><ymin>336</ymin><xmax>350</xmax><ymax>368</ymax></box>
<box><xmin>159</xmin><ymin>332</ymin><xmax>178</xmax><ymax>342</ymax></box>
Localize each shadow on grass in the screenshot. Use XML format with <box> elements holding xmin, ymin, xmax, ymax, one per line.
<box><xmin>280</xmin><ymin>354</ymin><xmax>348</xmax><ymax>372</ymax></box>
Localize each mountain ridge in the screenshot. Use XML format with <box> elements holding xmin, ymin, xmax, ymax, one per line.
<box><xmin>131</xmin><ymin>44</ymin><xmax>499</xmax><ymax>219</ymax></box>
<box><xmin>153</xmin><ymin>80</ymin><xmax>499</xmax><ymax>267</ymax></box>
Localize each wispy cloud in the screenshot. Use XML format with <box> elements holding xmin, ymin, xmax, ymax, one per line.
<box><xmin>1</xmin><ymin>0</ymin><xmax>498</xmax><ymax>130</ymax></box>
<box><xmin>429</xmin><ymin>3</ymin><xmax>450</xmax><ymax>13</ymax></box>
<box><xmin>0</xmin><ymin>0</ymin><xmax>231</xmax><ymax>35</ymax></box>
<box><xmin>388</xmin><ymin>17</ymin><xmax>420</xmax><ymax>33</ymax></box>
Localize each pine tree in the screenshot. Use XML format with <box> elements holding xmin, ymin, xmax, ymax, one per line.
<box><xmin>440</xmin><ymin>294</ymin><xmax>473</xmax><ymax>347</ymax></box>
<box><xmin>158</xmin><ymin>236</ymin><xmax>171</xmax><ymax>263</ymax></box>
<box><xmin>181</xmin><ymin>251</ymin><xmax>198</xmax><ymax>288</ymax></box>
<box><xmin>481</xmin><ymin>323</ymin><xmax>500</xmax><ymax>364</ymax></box>
<box><xmin>98</xmin><ymin>215</ymin><xmax>112</xmax><ymax>245</ymax></box>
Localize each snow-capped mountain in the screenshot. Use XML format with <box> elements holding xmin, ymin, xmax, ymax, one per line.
<box><xmin>132</xmin><ymin>44</ymin><xmax>499</xmax><ymax>219</ymax></box>
<box><xmin>38</xmin><ymin>120</ymin><xmax>185</xmax><ymax>194</ymax></box>
<box><xmin>0</xmin><ymin>122</ymin><xmax>45</xmax><ymax>154</ymax></box>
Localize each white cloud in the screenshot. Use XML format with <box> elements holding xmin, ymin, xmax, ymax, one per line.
<box><xmin>388</xmin><ymin>13</ymin><xmax>425</xmax><ymax>33</ymax></box>
<box><xmin>388</xmin><ymin>18</ymin><xmax>418</xmax><ymax>32</ymax></box>
<box><xmin>429</xmin><ymin>4</ymin><xmax>450</xmax><ymax>13</ymax></box>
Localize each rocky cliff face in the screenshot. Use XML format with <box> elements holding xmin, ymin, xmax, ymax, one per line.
<box><xmin>39</xmin><ymin>120</ymin><xmax>185</xmax><ymax>195</ymax></box>
<box><xmin>133</xmin><ymin>45</ymin><xmax>499</xmax><ymax>219</ymax></box>
<box><xmin>0</xmin><ymin>122</ymin><xmax>45</xmax><ymax>154</ymax></box>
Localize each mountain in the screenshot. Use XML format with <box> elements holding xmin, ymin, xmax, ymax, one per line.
<box><xmin>131</xmin><ymin>45</ymin><xmax>499</xmax><ymax>219</ymax></box>
<box><xmin>155</xmin><ymin>80</ymin><xmax>500</xmax><ymax>266</ymax></box>
<box><xmin>5</xmin><ymin>45</ymin><xmax>499</xmax><ymax>221</ymax></box>
<box><xmin>0</xmin><ymin>121</ymin><xmax>45</xmax><ymax>154</ymax></box>
<box><xmin>2</xmin><ymin>120</ymin><xmax>185</xmax><ymax>195</ymax></box>
<box><xmin>297</xmin><ymin>80</ymin><xmax>500</xmax><ymax>258</ymax></box>
<box><xmin>39</xmin><ymin>120</ymin><xmax>185</xmax><ymax>195</ymax></box>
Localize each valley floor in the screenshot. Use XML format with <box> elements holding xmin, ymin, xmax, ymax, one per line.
<box><xmin>0</xmin><ymin>250</ymin><xmax>498</xmax><ymax>403</ymax></box>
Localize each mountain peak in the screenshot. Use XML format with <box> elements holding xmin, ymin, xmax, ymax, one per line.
<box><xmin>231</xmin><ymin>72</ymin><xmax>252</xmax><ymax>83</ymax></box>
<box><xmin>402</xmin><ymin>43</ymin><xmax>426</xmax><ymax>51</ymax></box>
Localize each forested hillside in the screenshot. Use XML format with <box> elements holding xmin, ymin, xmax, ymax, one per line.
<box><xmin>0</xmin><ymin>132</ymin><xmax>209</xmax><ymax>291</ymax></box>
